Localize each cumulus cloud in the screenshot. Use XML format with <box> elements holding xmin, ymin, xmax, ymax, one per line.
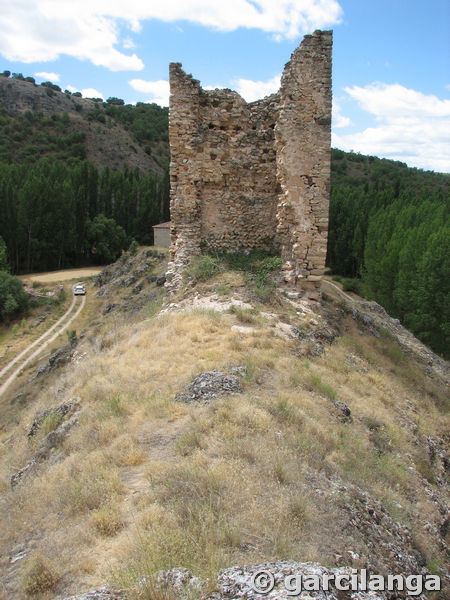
<box><xmin>81</xmin><ymin>88</ymin><xmax>104</xmax><ymax>99</ymax></box>
<box><xmin>35</xmin><ymin>71</ymin><xmax>59</xmax><ymax>82</ymax></box>
<box><xmin>0</xmin><ymin>1</ymin><xmax>342</xmax><ymax>71</ymax></box>
<box><xmin>129</xmin><ymin>78</ymin><xmax>170</xmax><ymax>106</ymax></box>
<box><xmin>234</xmin><ymin>74</ymin><xmax>281</xmax><ymax>102</ymax></box>
<box><xmin>333</xmin><ymin>82</ymin><xmax>450</xmax><ymax>172</ymax></box>
<box><xmin>66</xmin><ymin>85</ymin><xmax>104</xmax><ymax>99</ymax></box>
<box><xmin>344</xmin><ymin>83</ymin><xmax>450</xmax><ymax>120</ymax></box>
<box><xmin>332</xmin><ymin>100</ymin><xmax>351</xmax><ymax>128</ymax></box>
<box><xmin>122</xmin><ymin>38</ymin><xmax>136</xmax><ymax>49</ymax></box>
<box><xmin>0</xmin><ymin>1</ymin><xmax>144</xmax><ymax>71</ymax></box>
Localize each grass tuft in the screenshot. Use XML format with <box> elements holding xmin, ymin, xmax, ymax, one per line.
<box><xmin>307</xmin><ymin>373</ymin><xmax>337</xmax><ymax>401</ymax></box>
<box><xmin>21</xmin><ymin>554</ymin><xmax>60</xmax><ymax>595</ymax></box>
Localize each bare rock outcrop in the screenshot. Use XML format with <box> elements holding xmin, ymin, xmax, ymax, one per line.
<box><xmin>175</xmin><ymin>370</ymin><xmax>241</xmax><ymax>403</ymax></box>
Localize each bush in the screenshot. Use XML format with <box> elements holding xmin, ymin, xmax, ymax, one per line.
<box><xmin>188</xmin><ymin>255</ymin><xmax>222</xmax><ymax>282</ymax></box>
<box><xmin>21</xmin><ymin>554</ymin><xmax>60</xmax><ymax>594</ymax></box>
<box><xmin>106</xmin><ymin>97</ymin><xmax>125</xmax><ymax>106</ymax></box>
<box><xmin>223</xmin><ymin>251</ymin><xmax>282</xmax><ymax>303</ymax></box>
<box><xmin>342</xmin><ymin>277</ymin><xmax>362</xmax><ymax>294</ymax></box>
<box><xmin>57</xmin><ymin>286</ymin><xmax>66</xmax><ymax>304</ymax></box>
<box><xmin>91</xmin><ymin>503</ymin><xmax>123</xmax><ymax>536</ymax></box>
<box><xmin>128</xmin><ymin>238</ymin><xmax>139</xmax><ymax>256</ymax></box>
<box><xmin>0</xmin><ymin>271</ymin><xmax>29</xmax><ymax>321</ymax></box>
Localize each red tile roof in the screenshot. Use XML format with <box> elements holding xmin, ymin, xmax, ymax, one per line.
<box><xmin>152</xmin><ymin>221</ymin><xmax>172</xmax><ymax>229</ymax></box>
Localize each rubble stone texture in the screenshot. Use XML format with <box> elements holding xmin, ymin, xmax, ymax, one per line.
<box><xmin>167</xmin><ymin>30</ymin><xmax>332</xmax><ymax>296</ymax></box>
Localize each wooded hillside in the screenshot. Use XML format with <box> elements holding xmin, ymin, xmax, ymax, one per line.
<box><xmin>327</xmin><ymin>149</ymin><xmax>449</xmax><ymax>357</ymax></box>
<box><xmin>0</xmin><ymin>72</ymin><xmax>448</xmax><ymax>355</ymax></box>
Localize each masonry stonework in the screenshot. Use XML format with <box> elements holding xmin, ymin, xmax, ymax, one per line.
<box><xmin>167</xmin><ymin>30</ymin><xmax>332</xmax><ymax>296</ymax></box>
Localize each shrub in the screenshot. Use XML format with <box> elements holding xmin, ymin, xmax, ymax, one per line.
<box><xmin>128</xmin><ymin>239</ymin><xmax>139</xmax><ymax>256</ymax></box>
<box><xmin>222</xmin><ymin>250</ymin><xmax>282</xmax><ymax>303</ymax></box>
<box><xmin>40</xmin><ymin>411</ymin><xmax>63</xmax><ymax>436</ymax></box>
<box><xmin>0</xmin><ymin>271</ymin><xmax>29</xmax><ymax>321</ymax></box>
<box><xmin>57</xmin><ymin>286</ymin><xmax>66</xmax><ymax>304</ymax></box>
<box><xmin>58</xmin><ymin>465</ymin><xmax>123</xmax><ymax>514</ymax></box>
<box><xmin>188</xmin><ymin>255</ymin><xmax>222</xmax><ymax>282</ymax></box>
<box><xmin>228</xmin><ymin>305</ymin><xmax>258</xmax><ymax>324</ymax></box>
<box><xmin>342</xmin><ymin>277</ymin><xmax>362</xmax><ymax>294</ymax></box>
<box><xmin>91</xmin><ymin>503</ymin><xmax>123</xmax><ymax>536</ymax></box>
<box><xmin>21</xmin><ymin>554</ymin><xmax>60</xmax><ymax>594</ymax></box>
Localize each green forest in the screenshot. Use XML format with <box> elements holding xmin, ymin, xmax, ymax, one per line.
<box><xmin>0</xmin><ymin>89</ymin><xmax>448</xmax><ymax>356</ymax></box>
<box><xmin>327</xmin><ymin>149</ymin><xmax>449</xmax><ymax>357</ymax></box>
<box><xmin>0</xmin><ymin>105</ymin><xmax>170</xmax><ymax>274</ymax></box>
<box><xmin>0</xmin><ymin>158</ymin><xmax>169</xmax><ymax>273</ymax></box>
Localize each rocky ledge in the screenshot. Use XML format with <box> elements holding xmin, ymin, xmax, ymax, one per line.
<box><xmin>54</xmin><ymin>560</ymin><xmax>444</xmax><ymax>599</ymax></box>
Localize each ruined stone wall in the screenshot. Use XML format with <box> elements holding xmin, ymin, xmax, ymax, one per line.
<box><xmin>276</xmin><ymin>30</ymin><xmax>332</xmax><ymax>290</ymax></box>
<box><xmin>167</xmin><ymin>30</ymin><xmax>332</xmax><ymax>295</ymax></box>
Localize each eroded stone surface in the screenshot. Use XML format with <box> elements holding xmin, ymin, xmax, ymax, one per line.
<box><xmin>175</xmin><ymin>370</ymin><xmax>241</xmax><ymax>403</ymax></box>
<box><xmin>207</xmin><ymin>560</ymin><xmax>433</xmax><ymax>599</ymax></box>
<box><xmin>56</xmin><ymin>588</ymin><xmax>126</xmax><ymax>600</ymax></box>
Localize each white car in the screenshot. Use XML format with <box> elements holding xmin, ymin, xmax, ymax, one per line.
<box><xmin>73</xmin><ymin>284</ymin><xmax>86</xmax><ymax>296</ymax></box>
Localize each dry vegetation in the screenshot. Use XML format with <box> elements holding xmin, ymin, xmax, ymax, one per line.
<box><xmin>0</xmin><ymin>254</ymin><xmax>448</xmax><ymax>599</ymax></box>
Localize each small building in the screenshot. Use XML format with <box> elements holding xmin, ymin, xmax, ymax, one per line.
<box><xmin>152</xmin><ymin>221</ymin><xmax>171</xmax><ymax>248</ymax></box>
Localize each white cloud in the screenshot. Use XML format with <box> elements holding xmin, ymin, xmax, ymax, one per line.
<box><xmin>0</xmin><ymin>1</ymin><xmax>342</xmax><ymax>71</ymax></box>
<box><xmin>332</xmin><ymin>100</ymin><xmax>351</xmax><ymax>128</ymax></box>
<box><xmin>122</xmin><ymin>38</ymin><xmax>136</xmax><ymax>49</ymax></box>
<box><xmin>333</xmin><ymin>83</ymin><xmax>450</xmax><ymax>172</ymax></box>
<box><xmin>234</xmin><ymin>74</ymin><xmax>281</xmax><ymax>102</ymax></box>
<box><xmin>81</xmin><ymin>88</ymin><xmax>104</xmax><ymax>99</ymax></box>
<box><xmin>344</xmin><ymin>82</ymin><xmax>450</xmax><ymax>120</ymax></box>
<box><xmin>129</xmin><ymin>78</ymin><xmax>170</xmax><ymax>106</ymax></box>
<box><xmin>0</xmin><ymin>1</ymin><xmax>144</xmax><ymax>71</ymax></box>
<box><xmin>66</xmin><ymin>85</ymin><xmax>104</xmax><ymax>99</ymax></box>
<box><xmin>34</xmin><ymin>71</ymin><xmax>59</xmax><ymax>82</ymax></box>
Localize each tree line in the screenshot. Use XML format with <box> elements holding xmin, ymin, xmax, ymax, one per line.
<box><xmin>327</xmin><ymin>150</ymin><xmax>449</xmax><ymax>358</ymax></box>
<box><xmin>0</xmin><ymin>159</ymin><xmax>169</xmax><ymax>274</ymax></box>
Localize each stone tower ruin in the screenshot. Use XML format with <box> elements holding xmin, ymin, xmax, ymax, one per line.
<box><xmin>166</xmin><ymin>30</ymin><xmax>332</xmax><ymax>297</ymax></box>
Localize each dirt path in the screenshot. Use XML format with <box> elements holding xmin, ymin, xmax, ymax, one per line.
<box><xmin>0</xmin><ymin>295</ymin><xmax>86</xmax><ymax>398</ymax></box>
<box><xmin>321</xmin><ymin>279</ymin><xmax>356</xmax><ymax>303</ymax></box>
<box><xmin>0</xmin><ymin>296</ymin><xmax>77</xmax><ymax>380</ymax></box>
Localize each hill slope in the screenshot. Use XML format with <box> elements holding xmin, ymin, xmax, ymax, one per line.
<box><xmin>0</xmin><ymin>252</ymin><xmax>448</xmax><ymax>599</ymax></box>
<box><xmin>0</xmin><ymin>75</ymin><xmax>168</xmax><ymax>174</ymax></box>
<box><xmin>0</xmin><ymin>71</ymin><xmax>448</xmax><ymax>357</ymax></box>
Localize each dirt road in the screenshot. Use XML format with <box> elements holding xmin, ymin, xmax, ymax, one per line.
<box><xmin>0</xmin><ymin>294</ymin><xmax>86</xmax><ymax>398</ymax></box>
<box><xmin>19</xmin><ymin>266</ymin><xmax>103</xmax><ymax>284</ymax></box>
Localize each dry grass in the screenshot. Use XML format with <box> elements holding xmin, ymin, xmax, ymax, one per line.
<box><xmin>21</xmin><ymin>554</ymin><xmax>60</xmax><ymax>595</ymax></box>
<box><xmin>0</xmin><ymin>268</ymin><xmax>448</xmax><ymax>598</ymax></box>
<box><xmin>91</xmin><ymin>502</ymin><xmax>124</xmax><ymax>537</ymax></box>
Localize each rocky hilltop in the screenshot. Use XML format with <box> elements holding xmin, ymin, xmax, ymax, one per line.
<box><xmin>0</xmin><ymin>76</ymin><xmax>100</xmax><ymax>117</ymax></box>
<box><xmin>0</xmin><ymin>250</ymin><xmax>448</xmax><ymax>599</ymax></box>
<box><xmin>0</xmin><ymin>75</ymin><xmax>165</xmax><ymax>174</ymax></box>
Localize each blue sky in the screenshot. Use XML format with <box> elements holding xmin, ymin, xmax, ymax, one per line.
<box><xmin>1</xmin><ymin>1</ymin><xmax>449</xmax><ymax>171</ymax></box>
